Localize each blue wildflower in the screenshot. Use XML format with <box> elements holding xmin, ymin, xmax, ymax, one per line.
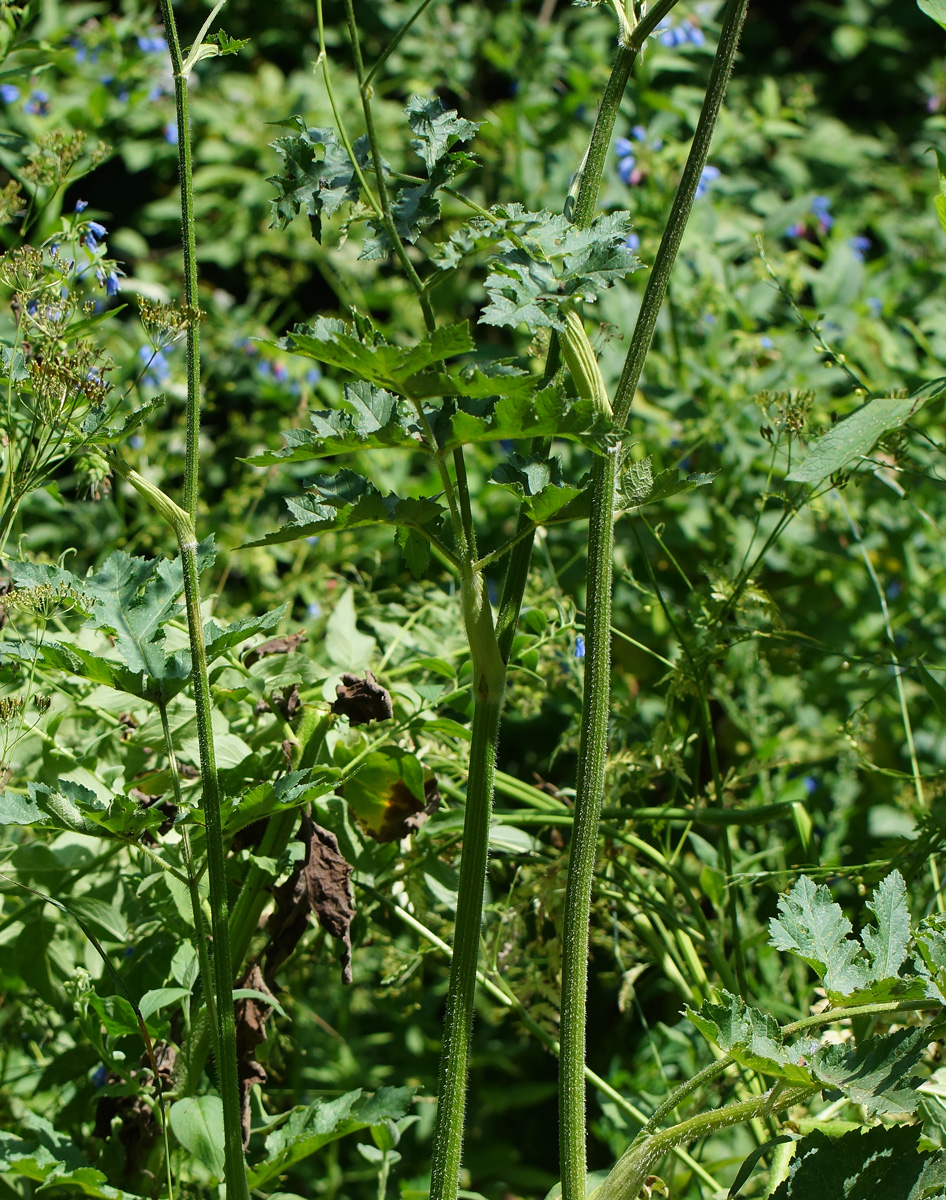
<box><xmin>803</xmin><ymin>776</ymin><xmax>817</xmax><ymax>795</ymax></box>
<box><xmin>305</xmin><ymin>536</ymin><xmax>319</xmax><ymax>546</ymax></box>
<box><xmin>138</xmin><ymin>345</ymin><xmax>170</xmax><ymax>388</ymax></box>
<box><xmin>617</xmin><ymin>153</ymin><xmax>639</xmax><ymax>185</ymax></box>
<box><xmin>574</xmin><ymin>635</ymin><xmax>586</xmax><ymax>660</ymax></box>
<box><xmin>811</xmin><ymin>195</ymin><xmax>833</xmax><ymax>232</ymax></box>
<box><xmin>695</xmin><ymin>164</ymin><xmax>720</xmax><ymax>199</ymax></box>
<box><xmin>92</xmin><ymin>1065</ymin><xmax>108</xmax><ymax>1087</ymax></box>
<box><xmin>656</xmin><ymin>17</ymin><xmax>704</xmax><ymax>47</ymax></box>
<box><xmin>0</xmin><ymin>84</ymin><xmax>19</xmax><ymax>104</ymax></box>
<box><xmin>129</xmin><ymin>434</ymin><xmax>145</xmax><ymax>450</ymax></box>
<box><xmin>24</xmin><ymin>90</ymin><xmax>50</xmax><ymax>116</ymax></box>
<box><xmin>137</xmin><ymin>32</ymin><xmax>168</xmax><ymax>54</ymax></box>
<box><xmin>867</xmin><ymin>296</ymin><xmax>882</xmax><ymax>317</ymax></box>
<box><xmin>760</xmin><ymin>335</ymin><xmax>774</xmax><ymax>349</ymax></box>
<box><xmin>273</xmin><ymin>361</ymin><xmax>288</xmax><ymax>382</ymax></box>
<box><xmin>305</xmin><ymin>365</ymin><xmax>322</xmax><ymax>384</ymax></box>
<box><xmin>849</xmin><ymin>235</ymin><xmax>871</xmax><ymax>261</ymax></box>
<box><xmin>624</xmin><ymin>231</ymin><xmax>640</xmax><ymax>252</ymax></box>
<box><xmin>74</xmin><ymin>199</ymin><xmax>88</xmax><ymax>213</ymax></box>
<box><xmin>307</xmin><ymin>601</ymin><xmax>322</xmax><ymax>618</ymax></box>
<box><xmin>164</xmin><ymin>122</ymin><xmax>178</xmax><ymax>145</ymax></box>
<box><xmin>105</xmin><ymin>272</ymin><xmax>120</xmax><ymax>296</ymax></box>
<box><xmin>25</xmin><ymin>298</ymin><xmax>38</xmax><ymax>315</ymax></box>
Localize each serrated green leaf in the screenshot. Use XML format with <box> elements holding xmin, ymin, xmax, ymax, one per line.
<box><xmin>0</xmin><ymin>780</ymin><xmax>104</xmax><ymax>835</ymax></box>
<box><xmin>685</xmin><ymin>990</ymin><xmax>817</xmax><ymax>1084</ymax></box>
<box><xmin>405</xmin><ymin>94</ymin><xmax>479</xmax><ymax>175</ymax></box>
<box><xmin>225</xmin><ymin>768</ymin><xmax>340</xmax><ymax>836</ymax></box>
<box><xmin>207</xmin><ymin>29</ymin><xmax>248</xmax><ymax>54</ymax></box>
<box><xmin>396</xmin><ymin>526</ymin><xmax>431</xmax><ymax>578</ymax></box>
<box><xmin>245</xmin><ymin>469</ymin><xmax>445</xmax><ymax>548</ymax></box>
<box><xmin>785</xmin><ymin>381</ymin><xmax>945</xmax><ymax>485</ymax></box>
<box><xmin>770</xmin><ymin>1124</ymin><xmax>946</xmax><ymax>1200</ymax></box>
<box><xmin>283</xmin><ymin>316</ymin><xmax>474</xmax><ymax>388</ymax></box>
<box><xmin>491</xmin><ymin>454</ymin><xmax>588</xmax><ymax>523</ymax></box>
<box><xmin>480</xmin><ymin>207</ymin><xmax>640</xmax><ymax>330</ymax></box>
<box><xmin>810</xmin><ymin>1026</ymin><xmax>927</xmax><ymax>1116</ymax></box>
<box><xmin>268</xmin><ymin>120</ymin><xmax>370</xmax><ymax>240</ymax></box>
<box><xmin>617</xmin><ymin>459</ymin><xmax>716</xmax><ymax>510</ymax></box>
<box><xmin>863</xmin><ymin>870</ymin><xmax>912</xmax><ymax>981</ymax></box>
<box><xmin>248</xmin><ymin>1087</ymin><xmax>414</xmax><ymax>1188</ymax></box>
<box><xmin>768</xmin><ymin>875</ymin><xmax>870</xmax><ymax>998</ymax></box>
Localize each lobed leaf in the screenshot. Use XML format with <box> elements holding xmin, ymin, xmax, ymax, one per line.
<box><xmin>268</xmin><ymin>120</ymin><xmax>370</xmax><ymax>241</ymax></box>
<box><xmin>768</xmin><ymin>875</ymin><xmax>870</xmax><ymax>999</ymax></box>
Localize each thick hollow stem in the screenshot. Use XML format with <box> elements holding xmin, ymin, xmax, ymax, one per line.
<box><xmin>559</xmin><ymin>2</ymin><xmax>751</xmax><ymax>1192</ymax></box>
<box><xmin>429</xmin><ymin>686</ymin><xmax>504</xmax><ymax>1200</ymax></box>
<box><xmin>429</xmin><ymin>570</ymin><xmax>505</xmax><ymax>1200</ymax></box>
<box><xmin>559</xmin><ymin>446</ymin><xmax>620</xmax><ymax>1200</ymax></box>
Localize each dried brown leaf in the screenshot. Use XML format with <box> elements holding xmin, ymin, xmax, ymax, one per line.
<box><xmin>331</xmin><ymin>669</ymin><xmax>393</xmax><ymax>726</ymax></box>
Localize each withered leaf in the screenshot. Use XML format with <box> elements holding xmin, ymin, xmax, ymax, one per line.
<box><xmin>235</xmin><ymin>964</ymin><xmax>275</xmax><ymax>1147</ymax></box>
<box><xmin>263</xmin><ymin>811</ymin><xmax>356</xmax><ymax>985</ymax></box>
<box><xmin>255</xmin><ymin>683</ymin><xmax>302</xmax><ymax>721</ymax></box>
<box><xmin>331</xmin><ymin>669</ymin><xmax>393</xmax><ymax>726</ymax></box>
<box><xmin>243</xmin><ymin>629</ymin><xmax>307</xmax><ymax>667</ymax></box>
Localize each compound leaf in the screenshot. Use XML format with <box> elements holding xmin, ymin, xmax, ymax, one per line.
<box><xmin>686</xmin><ymin>990</ymin><xmax>817</xmax><ymax>1085</ymax></box>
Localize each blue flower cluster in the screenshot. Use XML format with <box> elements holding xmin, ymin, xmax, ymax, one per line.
<box><xmin>655</xmin><ymin>16</ymin><xmax>705</xmax><ymax>47</ymax></box>
<box><xmin>786</xmin><ymin>195</ymin><xmax>833</xmax><ymax>238</ymax></box>
<box><xmin>4</xmin><ymin>85</ymin><xmax>51</xmax><ymax>115</ymax></box>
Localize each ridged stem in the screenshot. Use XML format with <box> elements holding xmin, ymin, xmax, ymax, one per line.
<box><xmin>559</xmin><ymin>2</ymin><xmax>751</xmax><ymax>1194</ymax></box>
<box><xmin>429</xmin><ymin>571</ymin><xmax>506</xmax><ymax>1200</ymax></box>
<box><xmin>559</xmin><ymin>444</ymin><xmax>620</xmax><ymax>1200</ymax></box>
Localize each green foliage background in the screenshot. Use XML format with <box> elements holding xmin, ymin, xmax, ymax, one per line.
<box><xmin>2</xmin><ymin>0</ymin><xmax>946</xmax><ymax>1197</ymax></box>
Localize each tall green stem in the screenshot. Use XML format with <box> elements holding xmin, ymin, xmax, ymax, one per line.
<box><xmin>429</xmin><ymin>571</ymin><xmax>506</xmax><ymax>1200</ymax></box>
<box><xmin>559</xmin><ymin>2</ymin><xmax>751</xmax><ymax>1195</ymax></box>
<box><xmin>116</xmin><ymin>463</ymin><xmax>248</xmax><ymax>1199</ymax></box>
<box><xmin>156</xmin><ymin>0</ymin><xmax>201</xmax><ymax>522</ymax></box>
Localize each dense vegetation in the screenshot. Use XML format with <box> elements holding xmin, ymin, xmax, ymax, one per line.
<box><xmin>2</xmin><ymin>0</ymin><xmax>946</xmax><ymax>1197</ymax></box>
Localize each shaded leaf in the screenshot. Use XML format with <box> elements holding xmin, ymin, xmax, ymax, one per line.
<box><xmin>247</xmin><ymin>1086</ymin><xmax>414</xmax><ymax>1188</ymax></box>
<box><xmin>686</xmin><ymin>990</ymin><xmax>817</xmax><ymax>1084</ymax></box>
<box><xmin>342</xmin><ymin>749</ymin><xmax>440</xmax><ymax>842</ymax></box>
<box><xmin>169</xmin><ymin>1097</ymin><xmax>225</xmax><ymax>1180</ymax></box>
<box><xmin>770</xmin><ymin>1124</ymin><xmax>946</xmax><ymax>1200</ymax></box>
<box><xmin>809</xmin><ymin>1026</ymin><xmax>927</xmax><ymax>1116</ymax></box>
<box><xmin>268</xmin><ymin>120</ymin><xmax>370</xmax><ymax>240</ymax></box>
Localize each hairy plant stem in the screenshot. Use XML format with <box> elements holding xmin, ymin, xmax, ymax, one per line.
<box><xmin>429</xmin><ymin>568</ymin><xmax>506</xmax><ymax>1200</ymax></box>
<box><xmin>115</xmin><ymin>467</ymin><xmax>248</xmax><ymax>1198</ymax></box>
<box><xmin>155</xmin><ymin>0</ymin><xmax>202</xmax><ymax>522</ymax></box>
<box><xmin>559</xmin><ymin>2</ymin><xmax>751</xmax><ymax>1194</ymax></box>
<box><xmin>429</xmin><ymin>688</ymin><xmax>504</xmax><ymax>1200</ymax></box>
<box><xmin>595</xmin><ymin>1086</ymin><xmax>817</xmax><ymax>1200</ymax></box>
